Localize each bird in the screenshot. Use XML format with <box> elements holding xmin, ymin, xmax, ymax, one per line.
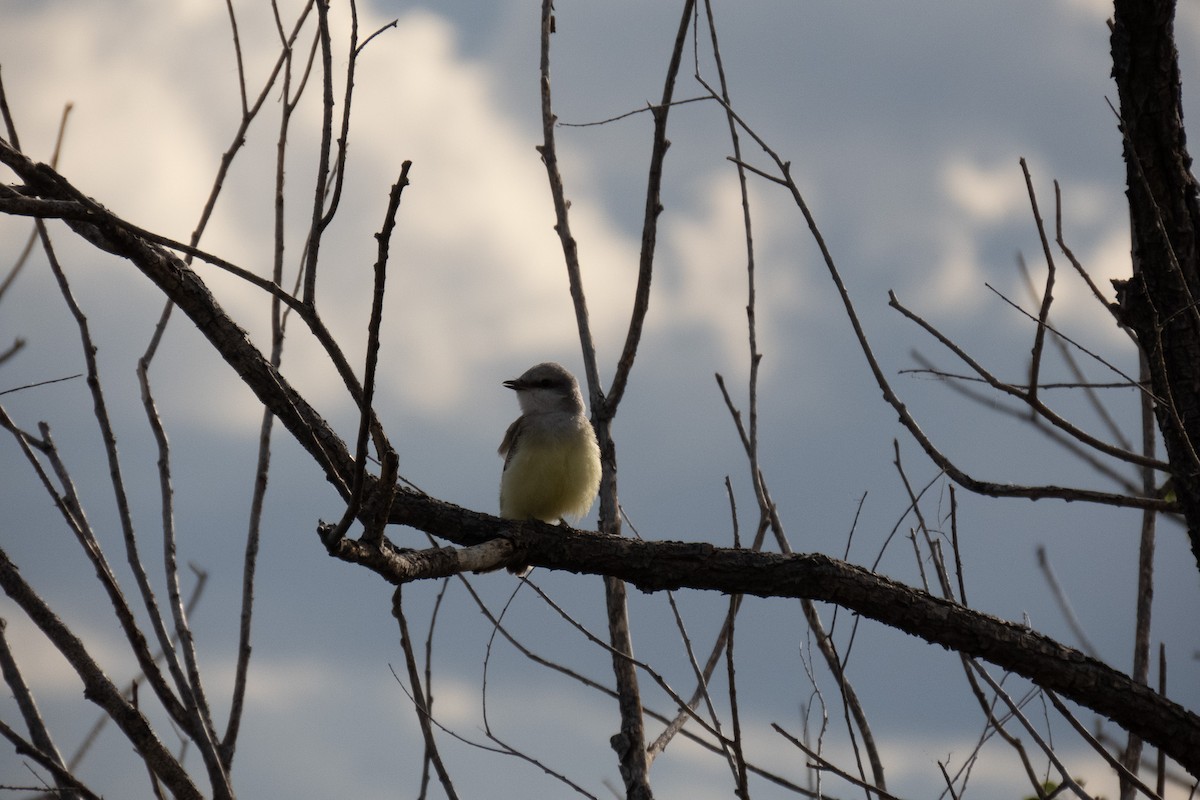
<box><xmin>498</xmin><ymin>362</ymin><xmax>601</xmax><ymax>575</ymax></box>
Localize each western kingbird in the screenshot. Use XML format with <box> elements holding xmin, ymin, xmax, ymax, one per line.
<box><xmin>498</xmin><ymin>362</ymin><xmax>601</xmax><ymax>574</ymax></box>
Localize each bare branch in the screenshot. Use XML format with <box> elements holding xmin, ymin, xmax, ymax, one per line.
<box><xmin>1020</xmin><ymin>157</ymin><xmax>1059</xmax><ymax>402</ymax></box>
<box><xmin>559</xmin><ymin>96</ymin><xmax>714</xmax><ymax>128</ymax></box>
<box><xmin>1122</xmin><ymin>349</ymin><xmax>1160</xmax><ymax>798</ymax></box>
<box><xmin>330</xmin><ymin>165</ymin><xmax>410</xmax><ymax>546</ymax></box>
<box><xmin>1046</xmin><ymin>690</ymin><xmax>1163</xmax><ymax>800</ymax></box>
<box><xmin>0</xmin><ymin>717</ymin><xmax>103</xmax><ymax>800</ymax></box>
<box><xmin>603</xmin><ymin>0</ymin><xmax>695</xmax><ymax>414</ymax></box>
<box><xmin>0</xmin><ymin>548</ymin><xmax>202</xmax><ymax>799</ymax></box>
<box><xmin>302</xmin><ymin>0</ymin><xmax>336</xmax><ymax>304</ymax></box>
<box><xmin>894</xmin><ymin>288</ymin><xmax>1169</xmax><ymax>474</ymax></box>
<box><xmin>392</xmin><ymin>587</ymin><xmax>459</xmax><ymax>799</ymax></box>
<box><xmin>534</xmin><ymin>0</ymin><xmax>600</xmax><ymax>398</ymax></box>
<box><xmin>1053</xmin><ymin>180</ymin><xmax>1131</xmax><ymax>333</ymax></box>
<box><xmin>771</xmin><ymin>723</ymin><xmax>901</xmax><ymax>800</ymax></box>
<box><xmin>1035</xmin><ymin>546</ymin><xmax>1100</xmax><ymax>658</ymax></box>
<box><xmin>139</xmin><ymin>333</ymin><xmax>230</xmax><ymax>794</ymax></box>
<box><xmin>0</xmin><ymin>98</ymin><xmax>71</xmax><ymax>307</ymax></box>
<box><xmin>336</xmin><ymin>499</ymin><xmax>1200</xmax><ymax>775</ymax></box>
<box><xmin>967</xmin><ymin>662</ymin><xmax>1092</xmax><ymax>800</ymax></box>
<box><xmin>0</xmin><ymin>618</ymin><xmax>70</xmax><ymax>793</ymax></box>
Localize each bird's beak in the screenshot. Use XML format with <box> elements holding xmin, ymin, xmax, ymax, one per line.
<box><xmin>503</xmin><ymin>379</ymin><xmax>520</xmax><ymax>391</ymax></box>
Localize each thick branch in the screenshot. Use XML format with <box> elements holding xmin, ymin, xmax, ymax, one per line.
<box><xmin>1111</xmin><ymin>0</ymin><xmax>1200</xmax><ymax>569</ymax></box>
<box><xmin>0</xmin><ymin>142</ymin><xmax>357</xmax><ymax>500</ymax></box>
<box><xmin>324</xmin><ymin>492</ymin><xmax>1200</xmax><ymax>778</ymax></box>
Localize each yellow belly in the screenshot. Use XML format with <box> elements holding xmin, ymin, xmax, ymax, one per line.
<box><xmin>499</xmin><ymin>424</ymin><xmax>601</xmax><ymax>523</ymax></box>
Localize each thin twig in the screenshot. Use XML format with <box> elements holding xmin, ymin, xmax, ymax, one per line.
<box><xmin>0</xmin><ymin>99</ymin><xmax>71</xmax><ymax>306</ymax></box>
<box><xmin>1054</xmin><ymin>180</ymin><xmax>1128</xmax><ymax>333</ymax></box>
<box><xmin>897</xmin><ymin>287</ymin><xmax>1168</xmax><ymax>474</ymax></box>
<box><xmin>223</xmin><ymin>4</ymin><xmax>317</xmax><ymax>762</ymax></box>
<box><xmin>221</xmin><ymin>0</ymin><xmax>249</xmax><ymax>115</ymax></box>
<box><xmin>392</xmin><ymin>587</ymin><xmax>459</xmax><ymax>799</ymax></box>
<box><xmin>419</xmin><ymin>577</ymin><xmax>451</xmax><ymax>799</ymax></box>
<box><xmin>521</xmin><ymin>579</ymin><xmax>726</xmax><ymax>745</ymax></box>
<box><xmin>655</xmin><ymin>587</ymin><xmax>736</xmax><ymax>776</ymax></box>
<box><xmin>65</xmin><ymin>567</ymin><xmax>208</xmax><ymax>773</ymax></box>
<box><xmin>302</xmin><ymin>0</ymin><xmax>336</xmax><ymax>305</ymax></box>
<box><xmin>1045</xmin><ymin>690</ymin><xmax>1162</xmax><ymax>800</ymax></box>
<box><xmin>949</xmin><ymin>486</ymin><xmax>968</xmax><ymax>606</ymax></box>
<box><xmin>0</xmin><ymin>374</ymin><xmax>82</xmax><ymax>397</ymax></box>
<box><xmin>0</xmin><ymin>619</ymin><xmax>70</xmax><ymax>791</ymax></box>
<box><xmin>0</xmin><ymin>547</ymin><xmax>202</xmax><ymax>799</ymax></box>
<box><xmin>3</xmin><ymin>215</ymin><xmax>197</xmax><ymax>735</ymax></box>
<box><xmin>771</xmin><ymin>723</ymin><xmax>902</xmax><ymax>800</ymax></box>
<box><xmin>646</xmin><ymin>480</ymin><xmax>745</xmax><ymax>763</ymax></box>
<box><xmin>1020</xmin><ymin>157</ymin><xmax>1058</xmax><ymax>403</ymax></box>
<box><xmin>952</xmin><ymin>653</ymin><xmax>1045</xmax><ymax>796</ymax></box>
<box><xmin>139</xmin><ymin>338</ymin><xmax>230</xmax><ymax>795</ymax></box>
<box><xmin>893</xmin><ymin>440</ymin><xmax>954</xmax><ymax>600</ymax></box>
<box><xmin>907</xmin><ymin>352</ymin><xmax>1146</xmax><ymax>499</ymax></box>
<box><xmin>557</xmin><ymin>95</ymin><xmax>711</xmax><ymax>127</ymax></box>
<box><xmin>1156</xmin><ymin>644</ymin><xmax>1167</xmax><ymax>799</ymax></box>
<box><xmin>332</xmin><ymin>164</ymin><xmax>410</xmax><ymax>545</ymax></box>
<box><xmin>1034</xmin><ymin>546</ymin><xmax>1099</xmax><ymax>658</ymax></box>
<box><xmin>900</xmin><ymin>367</ymin><xmax>1141</xmax><ymax>391</ymax></box>
<box><xmin>724</xmin><ymin>591</ymin><xmax>749</xmax><ymax>800</ymax></box>
<box><xmin>603</xmin><ymin>0</ymin><xmax>694</xmax><ymax>413</ymax></box>
<box><xmin>452</xmin><ymin>572</ymin><xmax>808</xmax><ymax>793</ymax></box>
<box><xmin>716</xmin><ymin>370</ymin><xmax>886</xmax><ymax>788</ymax></box>
<box><xmin>0</xmin><ymin>717</ymin><xmax>103</xmax><ymax>800</ymax></box>
<box><xmin>1017</xmin><ymin>245</ymin><xmax>1133</xmax><ymax>453</ymax></box>
<box><xmin>968</xmin><ymin>662</ymin><xmax>1093</xmax><ymax>800</ymax></box>
<box><xmin>475</xmin><ymin>581</ymin><xmax>602</xmax><ymax>800</ymax></box>
<box><xmin>704</xmin><ymin>87</ymin><xmax>1175</xmax><ymax>513</ymax></box>
<box><xmin>1122</xmin><ymin>349</ymin><xmax>1159</xmax><ymax>799</ymax></box>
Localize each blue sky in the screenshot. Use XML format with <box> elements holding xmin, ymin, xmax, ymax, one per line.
<box><xmin>1</xmin><ymin>1</ymin><xmax>1198</xmax><ymax>797</ymax></box>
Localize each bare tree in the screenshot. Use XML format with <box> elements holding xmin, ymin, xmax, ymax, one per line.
<box><xmin>0</xmin><ymin>1</ymin><xmax>1197</xmax><ymax>798</ymax></box>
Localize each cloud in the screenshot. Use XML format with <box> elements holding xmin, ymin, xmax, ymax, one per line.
<box><xmin>322</xmin><ymin>9</ymin><xmax>643</xmax><ymax>414</ymax></box>
<box><xmin>1039</xmin><ymin>223</ymin><xmax>1132</xmax><ymax>351</ymax></box>
<box><xmin>929</xmin><ymin>151</ymin><xmax>1135</xmax><ymax>361</ymax></box>
<box><xmin>0</xmin><ymin>2</ymin><xmax>647</xmax><ymax>430</ymax></box>
<box><xmin>941</xmin><ymin>155</ymin><xmax>1031</xmax><ymax>224</ymax></box>
<box><xmin>0</xmin><ymin>615</ymin><xmax>96</xmax><ymax>697</ymax></box>
<box><xmin>659</xmin><ymin>171</ymin><xmax>808</xmax><ymax>374</ymax></box>
<box><xmin>936</xmin><ymin>152</ymin><xmax>1130</xmax><ymax>346</ymax></box>
<box><xmin>3</xmin><ymin>2</ymin><xmax>226</xmax><ymax>228</ymax></box>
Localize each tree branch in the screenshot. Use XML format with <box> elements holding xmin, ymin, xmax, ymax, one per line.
<box><xmin>331</xmin><ymin>499</ymin><xmax>1200</xmax><ymax>778</ymax></box>
<box><xmin>0</xmin><ymin>549</ymin><xmax>202</xmax><ymax>799</ymax></box>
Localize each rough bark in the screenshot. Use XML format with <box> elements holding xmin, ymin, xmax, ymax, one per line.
<box><xmin>327</xmin><ymin>505</ymin><xmax>1200</xmax><ymax>777</ymax></box>
<box><xmin>1110</xmin><ymin>0</ymin><xmax>1200</xmax><ymax>569</ymax></box>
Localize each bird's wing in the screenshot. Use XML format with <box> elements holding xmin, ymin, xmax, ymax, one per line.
<box><xmin>499</xmin><ymin>416</ymin><xmax>524</xmax><ymax>468</ymax></box>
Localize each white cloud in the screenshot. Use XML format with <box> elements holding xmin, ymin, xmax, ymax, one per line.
<box><xmin>0</xmin><ymin>2</ymin><xmax>810</xmax><ymax>434</ymax></box>
<box><xmin>3</xmin><ymin>3</ymin><xmax>224</xmax><ymax>230</ymax></box>
<box><xmin>0</xmin><ymin>614</ymin><xmax>93</xmax><ymax>697</ymax></box>
<box><xmin>941</xmin><ymin>155</ymin><xmax>1030</xmax><ymax>224</ymax></box>
<box><xmin>1046</xmin><ymin>224</ymin><xmax>1130</xmax><ymax>338</ymax></box>
<box><xmin>324</xmin><ymin>9</ymin><xmax>644</xmax><ymax>414</ymax></box>
<box><xmin>932</xmin><ymin>151</ymin><xmax>1134</xmax><ymax>348</ymax></box>
<box><xmin>921</xmin><ymin>220</ymin><xmax>991</xmax><ymax>310</ymax></box>
<box><xmin>0</xmin><ymin>2</ymin><xmax>648</xmax><ymax>430</ymax></box>
<box><xmin>660</xmin><ymin>171</ymin><xmax>808</xmax><ymax>373</ymax></box>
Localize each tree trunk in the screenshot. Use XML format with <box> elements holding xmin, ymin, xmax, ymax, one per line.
<box><xmin>1111</xmin><ymin>0</ymin><xmax>1200</xmax><ymax>572</ymax></box>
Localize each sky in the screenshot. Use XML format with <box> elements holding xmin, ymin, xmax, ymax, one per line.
<box><xmin>1</xmin><ymin>0</ymin><xmax>1199</xmax><ymax>798</ymax></box>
